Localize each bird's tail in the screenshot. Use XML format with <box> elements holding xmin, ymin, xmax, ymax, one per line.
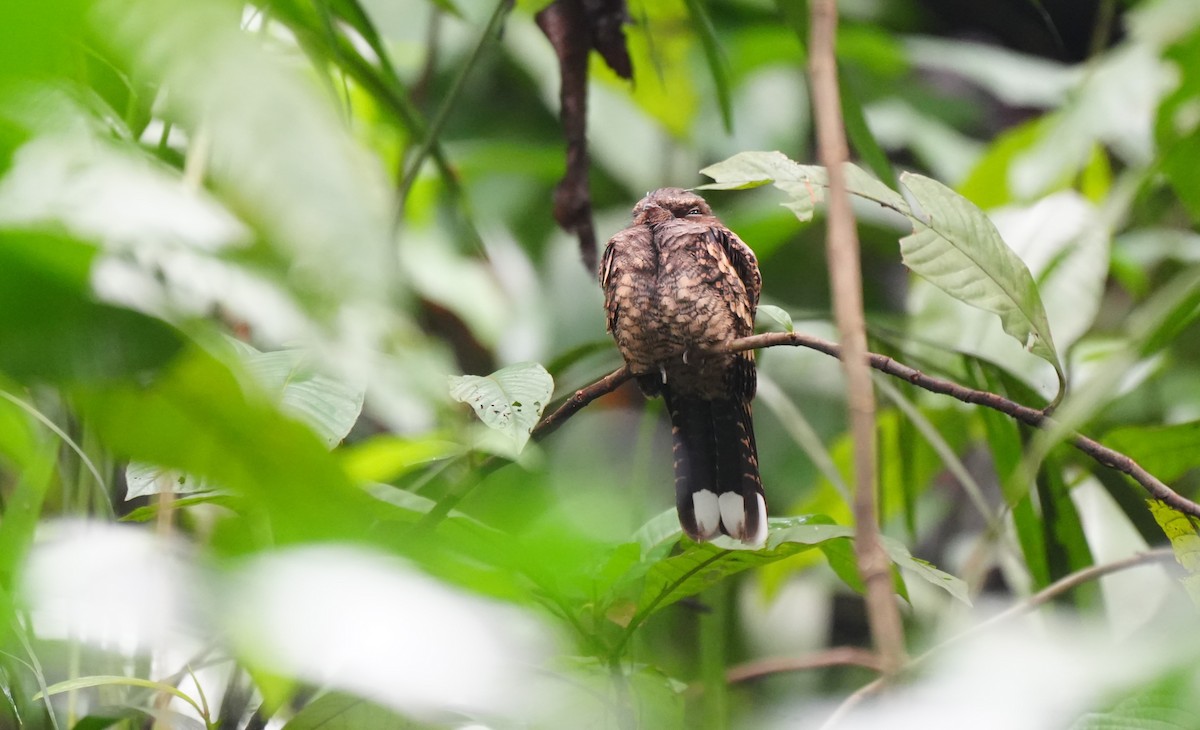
<box><xmin>663</xmin><ymin>388</ymin><xmax>767</xmax><ymax>546</ymax></box>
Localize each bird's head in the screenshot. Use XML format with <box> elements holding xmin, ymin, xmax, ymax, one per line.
<box><xmin>632</xmin><ymin>188</ymin><xmax>713</xmax><ymax>225</ymax></box>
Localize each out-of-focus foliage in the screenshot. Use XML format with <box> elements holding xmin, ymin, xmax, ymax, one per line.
<box><xmin>3</xmin><ymin>0</ymin><xmax>1200</xmax><ymax>727</ymax></box>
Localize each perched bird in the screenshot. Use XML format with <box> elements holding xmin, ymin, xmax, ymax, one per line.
<box><xmin>599</xmin><ymin>188</ymin><xmax>766</xmax><ymax>546</ymax></box>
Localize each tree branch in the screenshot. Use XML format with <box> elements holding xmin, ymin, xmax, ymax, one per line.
<box><xmin>726</xmin><ymin>647</ymin><xmax>883</xmax><ymax>684</ymax></box>
<box><xmin>721</xmin><ymin>331</ymin><xmax>1200</xmax><ymax>518</ymax></box>
<box><xmin>809</xmin><ymin>0</ymin><xmax>907</xmax><ymax>673</ymax></box>
<box><xmin>532</xmin><ymin>366</ymin><xmax>632</xmax><ymax>443</ymax></box>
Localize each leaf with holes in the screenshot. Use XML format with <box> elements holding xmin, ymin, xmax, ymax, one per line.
<box><xmin>449</xmin><ymin>362</ymin><xmax>553</xmax><ymax>453</ymax></box>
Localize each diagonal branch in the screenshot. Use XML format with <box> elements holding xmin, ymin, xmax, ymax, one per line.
<box><xmin>720</xmin><ymin>331</ymin><xmax>1200</xmax><ymax>518</ymax></box>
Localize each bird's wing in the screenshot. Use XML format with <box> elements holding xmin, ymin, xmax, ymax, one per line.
<box><xmin>599</xmin><ymin>223</ymin><xmax>653</xmax><ymax>337</ymax></box>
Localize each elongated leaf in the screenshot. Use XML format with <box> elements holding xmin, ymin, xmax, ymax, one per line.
<box><xmin>0</xmin><ymin>231</ymin><xmax>183</xmax><ymax>384</ymax></box>
<box><xmin>34</xmin><ymin>676</ymin><xmax>206</xmax><ymax>720</ymax></box>
<box><xmin>879</xmin><ymin>536</ymin><xmax>971</xmax><ymax>605</ymax></box>
<box><xmin>450</xmin><ymin>362</ymin><xmax>553</xmax><ymax>453</ymax></box>
<box><xmin>900</xmin><ymin>172</ymin><xmax>1063</xmax><ymax>391</ymax></box>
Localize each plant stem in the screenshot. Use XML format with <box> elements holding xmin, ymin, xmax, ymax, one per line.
<box><xmin>808</xmin><ymin>0</ymin><xmax>907</xmax><ymax>674</ymax></box>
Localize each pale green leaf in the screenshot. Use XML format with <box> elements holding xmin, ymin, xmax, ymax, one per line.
<box><xmin>756</xmin><ymin>303</ymin><xmax>794</xmax><ymax>332</ymax></box>
<box><xmin>881</xmin><ymin>535</ymin><xmax>972</xmax><ymax>605</ymax></box>
<box><xmin>449</xmin><ymin>362</ymin><xmax>553</xmax><ymax>453</ymax></box>
<box><xmin>899</xmin><ymin>172</ymin><xmax>1064</xmax><ymax>390</ymax></box>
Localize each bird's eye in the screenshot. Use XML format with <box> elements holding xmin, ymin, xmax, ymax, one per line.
<box><xmin>686</xmin><ymin>207</ymin><xmax>702</xmax><ymax>216</ymax></box>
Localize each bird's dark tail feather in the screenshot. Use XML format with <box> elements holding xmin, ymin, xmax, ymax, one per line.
<box><xmin>663</xmin><ymin>388</ymin><xmax>767</xmax><ymax>546</ymax></box>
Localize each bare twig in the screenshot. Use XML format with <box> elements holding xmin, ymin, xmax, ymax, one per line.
<box><xmin>532</xmin><ymin>366</ymin><xmax>632</xmax><ymax>442</ymax></box>
<box><xmin>727</xmin><ymin>647</ymin><xmax>883</xmax><ymax>684</ymax></box>
<box><xmin>721</xmin><ymin>331</ymin><xmax>1200</xmax><ymax>518</ymax></box>
<box><xmin>941</xmin><ymin>547</ymin><xmax>1176</xmax><ymax>648</ymax></box>
<box><xmin>809</xmin><ymin>0</ymin><xmax>907</xmax><ymax>673</ymax></box>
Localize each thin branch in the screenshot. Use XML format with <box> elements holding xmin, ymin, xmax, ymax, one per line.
<box><xmin>817</xmin><ymin>548</ymin><xmax>1178</xmax><ymax>729</ymax></box>
<box><xmin>809</xmin><ymin>0</ymin><xmax>907</xmax><ymax>673</ymax></box>
<box><xmin>722</xmin><ymin>331</ymin><xmax>1200</xmax><ymax>518</ymax></box>
<box><xmin>727</xmin><ymin>647</ymin><xmax>883</xmax><ymax>684</ymax></box>
<box><xmin>942</xmin><ymin>547</ymin><xmax>1177</xmax><ymax>648</ymax></box>
<box><xmin>532</xmin><ymin>366</ymin><xmax>633</xmax><ymax>442</ymax></box>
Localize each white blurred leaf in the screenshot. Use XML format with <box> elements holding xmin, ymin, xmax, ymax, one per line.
<box><xmin>97</xmin><ymin>0</ymin><xmax>397</xmax><ymax>308</ymax></box>
<box><xmin>227</xmin><ymin>546</ymin><xmax>551</xmax><ymax>721</ymax></box>
<box><xmin>21</xmin><ymin>521</ymin><xmax>200</xmax><ymax>652</ymax></box>
<box><xmin>449</xmin><ymin>362</ymin><xmax>553</xmax><ymax>453</ymax></box>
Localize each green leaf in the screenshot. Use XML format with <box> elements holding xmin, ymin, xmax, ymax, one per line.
<box><xmin>340</xmin><ymin>435</ymin><xmax>463</xmax><ymax>483</ymax></box>
<box><xmin>1036</xmin><ymin>452</ymin><xmax>1097</xmax><ymax>608</ymax></box>
<box><xmin>1104</xmin><ymin>421</ymin><xmax>1200</xmax><ymax>484</ymax></box>
<box><xmin>236</xmin><ymin>342</ymin><xmax>365</xmax><ymax>447</ymax></box>
<box><xmin>755</xmin><ymin>303</ymin><xmax>794</xmax><ymax>333</ymax></box>
<box><xmin>34</xmin><ymin>676</ymin><xmax>207</xmax><ymax>721</ymax></box>
<box><xmin>79</xmin><ymin>348</ymin><xmax>377</xmax><ymax>545</ymax></box>
<box><xmin>0</xmin><ymin>231</ymin><xmax>184</xmax><ymax>384</ymax></box>
<box><xmin>1147</xmin><ymin>500</ymin><xmax>1200</xmax><ymax>607</ymax></box>
<box><xmin>899</xmin><ymin>172</ymin><xmax>1064</xmax><ymax>395</ymax></box>
<box><xmin>283</xmin><ymin>692</ymin><xmax>427</xmax><ymax>730</ymax></box>
<box><xmin>449</xmin><ymin>362</ymin><xmax>553</xmax><ymax>453</ymax></box>
<box><xmin>839</xmin><ymin>74</ymin><xmax>897</xmax><ymax>189</ymax></box>
<box><xmin>879</xmin><ymin>536</ymin><xmax>971</xmax><ymax>606</ymax></box>
<box><xmin>635</xmin><ymin>518</ymin><xmax>854</xmax><ymax>620</ymax></box>
<box><xmin>1070</xmin><ymin>668</ymin><xmax>1200</xmax><ymax>729</ymax></box>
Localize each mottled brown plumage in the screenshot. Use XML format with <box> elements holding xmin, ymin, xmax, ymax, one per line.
<box><xmin>599</xmin><ymin>188</ymin><xmax>766</xmax><ymax>545</ymax></box>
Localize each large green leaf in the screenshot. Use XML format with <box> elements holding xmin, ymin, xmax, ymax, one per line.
<box><xmin>700</xmin><ymin>151</ymin><xmax>1065</xmax><ymax>398</ymax></box>
<box><xmin>625</xmin><ymin>514</ymin><xmax>969</xmax><ymax>629</ymax></box>
<box><xmin>899</xmin><ymin>173</ymin><xmax>1063</xmax><ymax>392</ymax></box>
<box><xmin>635</xmin><ymin>519</ymin><xmax>856</xmax><ymax>620</ymax></box>
<box><xmin>449</xmin><ymin>362</ymin><xmax>553</xmax><ymax>453</ymax></box>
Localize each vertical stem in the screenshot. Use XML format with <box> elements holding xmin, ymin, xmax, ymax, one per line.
<box><xmin>807</xmin><ymin>0</ymin><xmax>906</xmax><ymax>673</ymax></box>
<box><xmin>699</xmin><ymin>583</ymin><xmax>730</xmax><ymax>730</ymax></box>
